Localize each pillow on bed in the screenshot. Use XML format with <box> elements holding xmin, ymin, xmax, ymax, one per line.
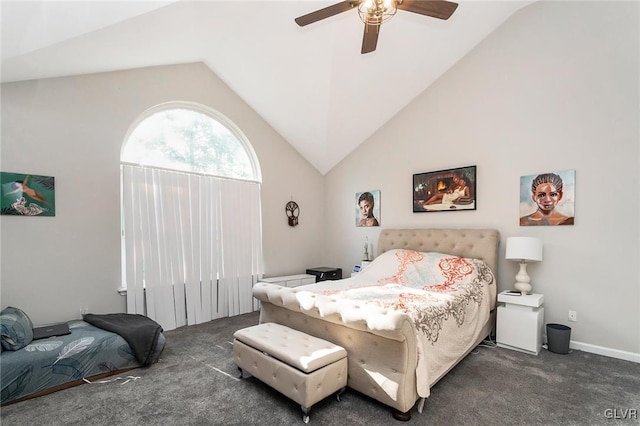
<box><xmin>0</xmin><ymin>306</ymin><xmax>34</xmax><ymax>351</ymax></box>
<box><xmin>359</xmin><ymin>248</ymin><xmax>491</xmax><ymax>289</ymax></box>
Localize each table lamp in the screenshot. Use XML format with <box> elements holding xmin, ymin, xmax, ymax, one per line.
<box><xmin>505</xmin><ymin>237</ymin><xmax>543</xmax><ymax>295</ymax></box>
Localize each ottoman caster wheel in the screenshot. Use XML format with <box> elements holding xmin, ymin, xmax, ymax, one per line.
<box><xmin>302</xmin><ymin>406</ymin><xmax>310</xmax><ymax>423</ymax></box>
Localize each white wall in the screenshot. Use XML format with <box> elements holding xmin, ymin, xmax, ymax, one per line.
<box><xmin>324</xmin><ymin>1</ymin><xmax>639</xmax><ymax>357</ymax></box>
<box><xmin>0</xmin><ymin>63</ymin><xmax>324</xmax><ymax>325</ymax></box>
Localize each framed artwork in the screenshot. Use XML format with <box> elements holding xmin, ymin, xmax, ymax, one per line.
<box><xmin>519</xmin><ymin>170</ymin><xmax>575</xmax><ymax>226</ymax></box>
<box><xmin>1</xmin><ymin>172</ymin><xmax>55</xmax><ymax>216</ymax></box>
<box><xmin>355</xmin><ymin>190</ymin><xmax>380</xmax><ymax>227</ymax></box>
<box><xmin>413</xmin><ymin>166</ymin><xmax>476</xmax><ymax>212</ymax></box>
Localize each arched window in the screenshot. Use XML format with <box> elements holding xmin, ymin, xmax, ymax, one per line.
<box><xmin>122</xmin><ymin>103</ymin><xmax>261</xmax><ymax>181</ymax></box>
<box><xmin>121</xmin><ymin>102</ymin><xmax>263</xmax><ymax>331</ymax></box>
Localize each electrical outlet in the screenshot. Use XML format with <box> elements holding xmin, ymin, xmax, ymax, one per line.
<box><xmin>568</xmin><ymin>310</ymin><xmax>577</xmax><ymax>322</ymax></box>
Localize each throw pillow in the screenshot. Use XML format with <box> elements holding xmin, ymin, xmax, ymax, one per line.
<box><xmin>0</xmin><ymin>306</ymin><xmax>34</xmax><ymax>351</ymax></box>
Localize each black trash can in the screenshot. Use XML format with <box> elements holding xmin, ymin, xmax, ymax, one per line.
<box><xmin>547</xmin><ymin>323</ymin><xmax>571</xmax><ymax>354</ymax></box>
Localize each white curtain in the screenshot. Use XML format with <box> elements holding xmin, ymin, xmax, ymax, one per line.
<box><xmin>122</xmin><ymin>164</ymin><xmax>263</xmax><ymax>330</ymax></box>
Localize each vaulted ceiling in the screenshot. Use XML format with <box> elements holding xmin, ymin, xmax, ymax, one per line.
<box><xmin>1</xmin><ymin>1</ymin><xmax>533</xmax><ymax>174</ymax></box>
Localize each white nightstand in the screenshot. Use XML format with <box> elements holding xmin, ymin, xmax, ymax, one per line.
<box><xmin>496</xmin><ymin>291</ymin><xmax>544</xmax><ymax>355</ymax></box>
<box><xmin>259</xmin><ymin>274</ymin><xmax>316</xmax><ymax>288</ymax></box>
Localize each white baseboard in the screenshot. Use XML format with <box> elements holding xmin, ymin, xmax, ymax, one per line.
<box><xmin>570</xmin><ymin>340</ymin><xmax>640</xmax><ymax>363</ymax></box>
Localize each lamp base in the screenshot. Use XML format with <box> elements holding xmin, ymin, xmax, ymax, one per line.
<box><xmin>513</xmin><ymin>261</ymin><xmax>532</xmax><ymax>295</ymax></box>
<box><xmin>514</xmin><ymin>281</ymin><xmax>532</xmax><ymax>295</ymax></box>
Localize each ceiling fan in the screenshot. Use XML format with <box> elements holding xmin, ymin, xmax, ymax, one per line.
<box><xmin>295</xmin><ymin>0</ymin><xmax>458</xmax><ymax>54</ymax></box>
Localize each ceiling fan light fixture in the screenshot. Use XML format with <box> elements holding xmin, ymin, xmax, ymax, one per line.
<box><xmin>358</xmin><ymin>0</ymin><xmax>397</xmax><ymax>26</ymax></box>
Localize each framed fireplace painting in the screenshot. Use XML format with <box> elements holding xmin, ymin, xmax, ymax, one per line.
<box><xmin>413</xmin><ymin>166</ymin><xmax>476</xmax><ymax>212</ymax></box>
<box><xmin>1</xmin><ymin>172</ymin><xmax>55</xmax><ymax>216</ymax></box>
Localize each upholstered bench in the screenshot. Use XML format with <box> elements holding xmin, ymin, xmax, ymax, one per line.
<box><xmin>233</xmin><ymin>322</ymin><xmax>347</xmax><ymax>423</ymax></box>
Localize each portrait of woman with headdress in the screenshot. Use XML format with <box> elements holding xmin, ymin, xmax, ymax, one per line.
<box><xmin>519</xmin><ymin>170</ymin><xmax>575</xmax><ymax>226</ymax></box>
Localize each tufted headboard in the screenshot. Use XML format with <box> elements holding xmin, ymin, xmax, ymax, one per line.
<box><xmin>377</xmin><ymin>228</ymin><xmax>500</xmax><ymax>277</ymax></box>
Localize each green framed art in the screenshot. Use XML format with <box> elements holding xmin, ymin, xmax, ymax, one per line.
<box><xmin>1</xmin><ymin>172</ymin><xmax>55</xmax><ymax>216</ymax></box>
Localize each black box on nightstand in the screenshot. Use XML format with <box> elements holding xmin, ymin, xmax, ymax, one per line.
<box><xmin>305</xmin><ymin>267</ymin><xmax>342</xmax><ymax>282</ymax></box>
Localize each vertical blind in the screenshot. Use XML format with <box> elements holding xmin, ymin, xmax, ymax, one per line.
<box><xmin>122</xmin><ymin>164</ymin><xmax>263</xmax><ymax>331</ymax></box>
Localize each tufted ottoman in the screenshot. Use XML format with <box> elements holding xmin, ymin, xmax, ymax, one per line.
<box><xmin>233</xmin><ymin>322</ymin><xmax>347</xmax><ymax>423</ymax></box>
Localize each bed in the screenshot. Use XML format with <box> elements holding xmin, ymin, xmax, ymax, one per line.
<box><xmin>1</xmin><ymin>311</ymin><xmax>165</xmax><ymax>405</ymax></box>
<box><xmin>253</xmin><ymin>228</ymin><xmax>499</xmax><ymax>419</ymax></box>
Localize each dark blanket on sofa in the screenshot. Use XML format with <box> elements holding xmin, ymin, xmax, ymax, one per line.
<box><xmin>83</xmin><ymin>313</ymin><xmax>163</xmax><ymax>366</ymax></box>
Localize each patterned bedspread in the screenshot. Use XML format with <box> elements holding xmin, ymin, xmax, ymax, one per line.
<box><xmin>1</xmin><ymin>320</ymin><xmax>165</xmax><ymax>404</ymax></box>
<box><xmin>255</xmin><ymin>249</ymin><xmax>494</xmax><ymax>397</ymax></box>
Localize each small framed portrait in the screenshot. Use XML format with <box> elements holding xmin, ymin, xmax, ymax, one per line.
<box><xmin>413</xmin><ymin>166</ymin><xmax>476</xmax><ymax>212</ymax></box>
<box><xmin>520</xmin><ymin>170</ymin><xmax>575</xmax><ymax>226</ymax></box>
<box><xmin>1</xmin><ymin>172</ymin><xmax>56</xmax><ymax>216</ymax></box>
<box><xmin>356</xmin><ymin>190</ymin><xmax>380</xmax><ymax>227</ymax></box>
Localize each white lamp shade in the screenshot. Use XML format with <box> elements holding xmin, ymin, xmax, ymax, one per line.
<box><xmin>505</xmin><ymin>237</ymin><xmax>543</xmax><ymax>262</ymax></box>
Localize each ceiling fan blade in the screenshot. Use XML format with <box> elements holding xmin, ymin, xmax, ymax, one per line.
<box><xmin>295</xmin><ymin>1</ymin><xmax>358</xmax><ymax>27</ymax></box>
<box><xmin>396</xmin><ymin>0</ymin><xmax>459</xmax><ymax>20</ymax></box>
<box><xmin>361</xmin><ymin>23</ymin><xmax>380</xmax><ymax>54</ymax></box>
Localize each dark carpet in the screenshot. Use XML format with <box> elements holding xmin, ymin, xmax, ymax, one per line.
<box><xmin>2</xmin><ymin>311</ymin><xmax>638</xmax><ymax>425</ymax></box>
